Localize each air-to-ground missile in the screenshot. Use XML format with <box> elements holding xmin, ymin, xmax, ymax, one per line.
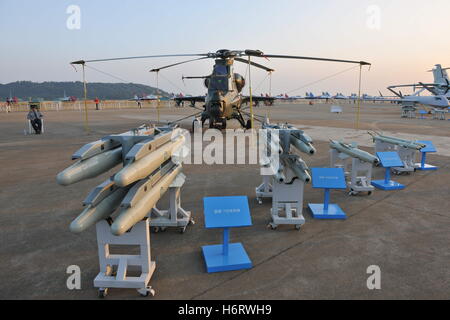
<box><xmin>70</xmin><ymin>185</ymin><xmax>129</xmax><ymax>234</ymax></box>
<box><xmin>57</xmin><ymin>147</ymin><xmax>123</xmax><ymax>186</ymax></box>
<box><xmin>283</xmin><ymin>157</ymin><xmax>312</xmax><ymax>183</ymax></box>
<box><xmin>111</xmin><ymin>164</ymin><xmax>182</xmax><ymax>236</ymax></box>
<box><xmin>368</xmin><ymin>132</ymin><xmax>426</xmax><ymax>150</ymax></box>
<box><xmin>290</xmin><ymin>134</ymin><xmax>316</xmax><ymax>155</ymax></box>
<box><xmin>330</xmin><ymin>140</ymin><xmax>380</xmax><ymax>165</ymax></box>
<box><xmin>114</xmin><ymin>135</ymin><xmax>185</xmax><ymax>187</ymax></box>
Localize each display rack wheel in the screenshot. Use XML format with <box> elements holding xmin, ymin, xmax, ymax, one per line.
<box><xmin>180</xmin><ymin>226</ymin><xmax>187</xmax><ymax>234</ymax></box>
<box><xmin>98</xmin><ymin>288</ymin><xmax>108</xmax><ymax>298</ymax></box>
<box><xmin>295</xmin><ymin>225</ymin><xmax>302</xmax><ymax>231</ymax></box>
<box><xmin>368</xmin><ymin>191</ymin><xmax>373</xmax><ymax>196</ymax></box>
<box><xmin>189</xmin><ymin>218</ymin><xmax>195</xmax><ymax>225</ymax></box>
<box><xmin>268</xmin><ymin>223</ymin><xmax>278</xmax><ymax>230</ymax></box>
<box><xmin>138</xmin><ymin>286</ymin><xmax>155</xmax><ymax>297</ymax></box>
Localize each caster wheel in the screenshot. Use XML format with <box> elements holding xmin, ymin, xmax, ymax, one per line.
<box><xmin>180</xmin><ymin>227</ymin><xmax>186</xmax><ymax>234</ymax></box>
<box><xmin>98</xmin><ymin>288</ymin><xmax>108</xmax><ymax>298</ymax></box>
<box><xmin>160</xmin><ymin>227</ymin><xmax>167</xmax><ymax>232</ymax></box>
<box><xmin>153</xmin><ymin>227</ymin><xmax>160</xmax><ymax>233</ymax></box>
<box><xmin>295</xmin><ymin>225</ymin><xmax>302</xmax><ymax>231</ymax></box>
<box><xmin>268</xmin><ymin>223</ymin><xmax>277</xmax><ymax>230</ymax></box>
<box><xmin>189</xmin><ymin>219</ymin><xmax>195</xmax><ymax>225</ymax></box>
<box><xmin>368</xmin><ymin>191</ymin><xmax>372</xmax><ymax>196</ymax></box>
<box><xmin>138</xmin><ymin>287</ymin><xmax>155</xmax><ymax>297</ymax></box>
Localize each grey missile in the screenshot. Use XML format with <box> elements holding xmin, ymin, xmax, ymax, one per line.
<box><xmin>111</xmin><ymin>164</ymin><xmax>182</xmax><ymax>236</ymax></box>
<box><xmin>330</xmin><ymin>140</ymin><xmax>380</xmax><ymax>165</ymax></box>
<box><xmin>368</xmin><ymin>132</ymin><xmax>426</xmax><ymax>150</ymax></box>
<box><xmin>284</xmin><ymin>157</ymin><xmax>312</xmax><ymax>183</ymax></box>
<box><xmin>70</xmin><ymin>186</ymin><xmax>129</xmax><ymax>233</ymax></box>
<box><xmin>57</xmin><ymin>147</ymin><xmax>123</xmax><ymax>186</ymax></box>
<box><xmin>290</xmin><ymin>135</ymin><xmax>316</xmax><ymax>155</ymax></box>
<box><xmin>114</xmin><ymin>136</ymin><xmax>185</xmax><ymax>187</ymax></box>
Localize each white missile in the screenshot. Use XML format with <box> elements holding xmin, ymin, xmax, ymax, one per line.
<box><xmin>70</xmin><ymin>187</ymin><xmax>129</xmax><ymax>234</ymax></box>
<box><xmin>114</xmin><ymin>136</ymin><xmax>185</xmax><ymax>187</ymax></box>
<box><xmin>111</xmin><ymin>164</ymin><xmax>182</xmax><ymax>236</ymax></box>
<box><xmin>57</xmin><ymin>147</ymin><xmax>123</xmax><ymax>186</ymax></box>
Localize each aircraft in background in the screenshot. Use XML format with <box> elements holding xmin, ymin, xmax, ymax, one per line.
<box><xmin>132</xmin><ymin>94</ymin><xmax>159</xmax><ymax>101</ymax></box>
<box><xmin>57</xmin><ymin>91</ymin><xmax>77</xmax><ymax>102</ymax></box>
<box><xmin>378</xmin><ymin>86</ymin><xmax>449</xmax><ymax>110</ymax></box>
<box><xmin>332</xmin><ymin>93</ymin><xmax>347</xmax><ymax>100</ymax></box>
<box><xmin>429</xmin><ymin>64</ymin><xmax>450</xmax><ymax>98</ymax></box>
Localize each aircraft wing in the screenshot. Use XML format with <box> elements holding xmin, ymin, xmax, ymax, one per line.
<box><xmin>173</xmin><ymin>96</ymin><xmax>206</xmax><ymax>106</ymax></box>
<box><xmin>241</xmin><ymin>95</ymin><xmax>275</xmax><ymax>106</ymax></box>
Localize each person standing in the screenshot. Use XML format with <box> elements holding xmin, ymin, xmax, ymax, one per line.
<box><xmin>27</xmin><ymin>105</ymin><xmax>44</xmax><ymax>134</ymax></box>
<box><xmin>5</xmin><ymin>98</ymin><xmax>11</xmax><ymax>113</ymax></box>
<box><xmin>94</xmin><ymin>97</ymin><xmax>100</xmax><ymax>110</ymax></box>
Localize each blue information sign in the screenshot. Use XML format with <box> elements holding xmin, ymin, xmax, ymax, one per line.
<box><xmin>376</xmin><ymin>152</ymin><xmax>403</xmax><ymax>168</ymax></box>
<box><xmin>202</xmin><ymin>196</ymin><xmax>253</xmax><ymax>273</ymax></box>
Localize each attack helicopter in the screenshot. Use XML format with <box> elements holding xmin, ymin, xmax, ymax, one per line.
<box><xmin>71</xmin><ymin>49</ymin><xmax>370</xmax><ymax>129</ymax></box>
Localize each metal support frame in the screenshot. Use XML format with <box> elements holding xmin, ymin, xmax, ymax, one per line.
<box><xmin>257</xmin><ymin>168</ymin><xmax>306</xmax><ymax>230</ymax></box>
<box><xmin>94</xmin><ymin>219</ymin><xmax>156</xmax><ymax>298</ymax></box>
<box><xmin>255</xmin><ymin>175</ymin><xmax>273</xmax><ymax>203</ymax></box>
<box><xmin>375</xmin><ymin>140</ymin><xmax>416</xmax><ymax>174</ymax></box>
<box><xmin>432</xmin><ymin>109</ymin><xmax>447</xmax><ymax>120</ymax></box>
<box><xmin>150</xmin><ymin>173</ymin><xmax>194</xmax><ymax>233</ymax></box>
<box><xmin>330</xmin><ymin>149</ymin><xmax>374</xmax><ymax>195</ymax></box>
<box><xmin>401</xmin><ymin>106</ymin><xmax>416</xmax><ymax>119</ymax></box>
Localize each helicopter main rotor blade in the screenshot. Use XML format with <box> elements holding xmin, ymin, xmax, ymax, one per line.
<box><xmin>244</xmin><ymin>51</ymin><xmax>371</xmax><ymax>66</ymax></box>
<box><xmin>71</xmin><ymin>54</ymin><xmax>209</xmax><ymax>65</ymax></box>
<box><xmin>150</xmin><ymin>57</ymin><xmax>210</xmax><ymax>72</ymax></box>
<box><xmin>234</xmin><ymin>58</ymin><xmax>275</xmax><ymax>72</ymax></box>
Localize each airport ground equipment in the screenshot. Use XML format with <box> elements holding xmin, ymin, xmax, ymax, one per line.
<box><xmin>432</xmin><ymin>109</ymin><xmax>447</xmax><ymax>120</ymax></box>
<box><xmin>371</xmin><ymin>152</ymin><xmax>405</xmax><ymax>191</ymax></box>
<box><xmin>415</xmin><ymin>141</ymin><xmax>438</xmax><ymax>171</ymax></box>
<box><xmin>401</xmin><ymin>106</ymin><xmax>416</xmax><ymax>119</ymax></box>
<box><xmin>256</xmin><ymin>123</ymin><xmax>314</xmax><ymax>230</ymax></box>
<box><xmin>94</xmin><ymin>219</ymin><xmax>156</xmax><ymax>298</ymax></box>
<box><xmin>308</xmin><ymin>168</ymin><xmax>347</xmax><ymax>219</ymax></box>
<box><xmin>369</xmin><ymin>132</ymin><xmax>426</xmax><ymax>175</ymax></box>
<box><xmin>418</xmin><ymin>110</ymin><xmax>428</xmax><ymax>119</ymax></box>
<box><xmin>330</xmin><ymin>140</ymin><xmax>379</xmax><ymax>196</ymax></box>
<box><xmin>201</xmin><ymin>196</ymin><xmax>253</xmax><ymax>273</ymax></box>
<box><xmin>150</xmin><ymin>172</ymin><xmax>194</xmax><ymax>233</ymax></box>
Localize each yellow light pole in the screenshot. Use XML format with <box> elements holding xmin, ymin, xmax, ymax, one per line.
<box><xmin>82</xmin><ymin>63</ymin><xmax>90</xmax><ymax>132</ymax></box>
<box><xmin>248</xmin><ymin>56</ymin><xmax>254</xmax><ymax>129</ymax></box>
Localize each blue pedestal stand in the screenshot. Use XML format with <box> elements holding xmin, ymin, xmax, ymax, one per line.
<box><xmin>308</xmin><ymin>168</ymin><xmax>347</xmax><ymax>220</ymax></box>
<box><xmin>371</xmin><ymin>152</ymin><xmax>405</xmax><ymax>190</ymax></box>
<box><xmin>201</xmin><ymin>196</ymin><xmax>253</xmax><ymax>273</ymax></box>
<box><xmin>415</xmin><ymin>140</ymin><xmax>438</xmax><ymax>171</ymax></box>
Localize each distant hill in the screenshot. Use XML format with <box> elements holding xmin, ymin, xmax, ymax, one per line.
<box><xmin>0</xmin><ymin>81</ymin><xmax>171</xmax><ymax>101</ymax></box>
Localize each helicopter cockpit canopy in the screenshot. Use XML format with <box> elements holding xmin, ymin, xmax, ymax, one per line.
<box><xmin>209</xmin><ymin>63</ymin><xmax>230</xmax><ymax>92</ymax></box>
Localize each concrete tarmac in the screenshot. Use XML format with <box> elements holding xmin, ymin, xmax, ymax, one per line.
<box><xmin>0</xmin><ymin>102</ymin><xmax>449</xmax><ymax>299</ymax></box>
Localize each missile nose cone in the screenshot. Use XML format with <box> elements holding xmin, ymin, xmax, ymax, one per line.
<box><xmin>114</xmin><ymin>171</ymin><xmax>129</xmax><ymax>188</ymax></box>
<box><xmin>111</xmin><ymin>222</ymin><xmax>128</xmax><ymax>236</ymax></box>
<box><xmin>56</xmin><ymin>171</ymin><xmax>72</xmax><ymax>186</ymax></box>
<box><xmin>69</xmin><ymin>220</ymin><xmax>85</xmax><ymax>234</ymax></box>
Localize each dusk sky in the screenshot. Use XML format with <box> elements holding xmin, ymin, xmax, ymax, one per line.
<box><xmin>1</xmin><ymin>0</ymin><xmax>449</xmax><ymax>96</ymax></box>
